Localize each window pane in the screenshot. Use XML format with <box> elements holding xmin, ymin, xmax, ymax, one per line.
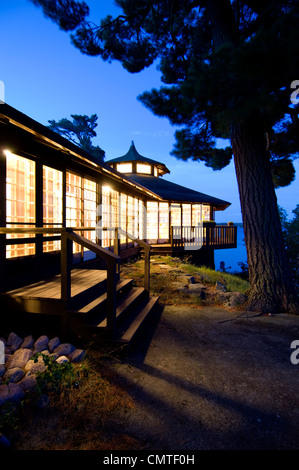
<box><xmin>159</xmin><ymin>203</ymin><xmax>169</xmax><ymax>239</ymax></box>
<box><xmin>146</xmin><ymin>202</ymin><xmax>158</xmax><ymax>239</ymax></box>
<box><xmin>83</xmin><ymin>178</ymin><xmax>97</xmax><ymax>245</ymax></box>
<box><xmin>137</xmin><ymin>163</ymin><xmax>151</xmax><ymax>174</ymax></box>
<box><xmin>43</xmin><ymin>166</ymin><xmax>63</xmax><ymax>252</ymax></box>
<box><xmin>116</xmin><ymin>163</ymin><xmax>132</xmax><ymax>173</ymax></box>
<box><xmin>182</xmin><ymin>204</ymin><xmax>191</xmax><ymax>227</ymax></box>
<box><xmin>66</xmin><ymin>172</ymin><xmax>82</xmax><ymax>253</ymax></box>
<box><xmin>6</xmin><ymin>153</ymin><xmax>36</xmax><ymax>258</ymax></box>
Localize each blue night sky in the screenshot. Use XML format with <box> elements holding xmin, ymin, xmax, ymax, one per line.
<box><xmin>1</xmin><ymin>0</ymin><xmax>298</xmax><ymax>223</ymax></box>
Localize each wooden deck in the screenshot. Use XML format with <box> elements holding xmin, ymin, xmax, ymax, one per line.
<box><xmin>5</xmin><ymin>268</ymin><xmax>107</xmax><ymax>300</ymax></box>
<box><xmin>0</xmin><ymin>267</ymin><xmax>159</xmax><ymax>342</ymax></box>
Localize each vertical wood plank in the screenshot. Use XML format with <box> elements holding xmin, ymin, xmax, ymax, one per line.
<box><xmin>106</xmin><ymin>259</ymin><xmax>117</xmax><ymax>337</ymax></box>
<box><xmin>144</xmin><ymin>247</ymin><xmax>150</xmax><ymax>294</ymax></box>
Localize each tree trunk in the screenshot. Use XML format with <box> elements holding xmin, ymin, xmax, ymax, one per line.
<box><xmin>231</xmin><ymin>116</ymin><xmax>299</xmax><ymax>313</ymax></box>
<box><xmin>206</xmin><ymin>0</ymin><xmax>298</xmax><ymax>314</ymax></box>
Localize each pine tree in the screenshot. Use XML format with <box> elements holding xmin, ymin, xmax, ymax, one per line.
<box><xmin>31</xmin><ymin>0</ymin><xmax>299</xmax><ymax>313</ymax></box>
<box><xmin>48</xmin><ymin>113</ymin><xmax>105</xmax><ymax>162</ymax></box>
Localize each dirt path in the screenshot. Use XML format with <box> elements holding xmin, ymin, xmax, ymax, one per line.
<box><xmin>108</xmin><ymin>306</ymin><xmax>299</xmax><ymax>450</ymax></box>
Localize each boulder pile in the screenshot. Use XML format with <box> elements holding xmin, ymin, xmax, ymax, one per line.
<box><xmin>0</xmin><ymin>332</ymin><xmax>85</xmax><ymax>406</ymax></box>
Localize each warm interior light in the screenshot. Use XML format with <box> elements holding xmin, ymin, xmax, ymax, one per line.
<box><xmin>116</xmin><ymin>163</ymin><xmax>132</xmax><ymax>173</ymax></box>
<box><xmin>137</xmin><ymin>163</ymin><xmax>151</xmax><ymax>174</ymax></box>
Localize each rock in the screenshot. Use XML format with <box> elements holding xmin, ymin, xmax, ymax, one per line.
<box><xmin>188</xmin><ymin>283</ymin><xmax>206</xmax><ymax>293</ymax></box>
<box><xmin>215</xmin><ymin>281</ymin><xmax>227</xmax><ymax>292</ymax></box>
<box><xmin>54</xmin><ymin>343</ymin><xmax>76</xmax><ymax>357</ymax></box>
<box><xmin>0</xmin><ymin>383</ymin><xmax>25</xmax><ymax>405</ymax></box>
<box><xmin>7</xmin><ymin>332</ymin><xmax>23</xmax><ymax>353</ymax></box>
<box><xmin>4</xmin><ymin>367</ymin><xmax>25</xmax><ymax>384</ymax></box>
<box><xmin>18</xmin><ymin>375</ymin><xmax>37</xmax><ymax>393</ymax></box>
<box><xmin>48</xmin><ymin>337</ymin><xmax>60</xmax><ymax>352</ymax></box>
<box><xmin>6</xmin><ymin>348</ymin><xmax>32</xmax><ymax>370</ymax></box>
<box><xmin>188</xmin><ymin>276</ymin><xmax>195</xmax><ymax>284</ymax></box>
<box><xmin>21</xmin><ymin>335</ymin><xmax>34</xmax><ymax>349</ymax></box>
<box><xmin>56</xmin><ymin>355</ymin><xmax>69</xmax><ymax>364</ymax></box>
<box><xmin>69</xmin><ymin>349</ymin><xmax>85</xmax><ymax>363</ymax></box>
<box><xmin>25</xmin><ymin>356</ymin><xmax>47</xmax><ymax>374</ymax></box>
<box><xmin>223</xmin><ymin>292</ymin><xmax>247</xmax><ymax>308</ymax></box>
<box><xmin>33</xmin><ymin>335</ymin><xmax>49</xmax><ymax>353</ymax></box>
<box><xmin>0</xmin><ymin>365</ymin><xmax>5</xmax><ymax>378</ymax></box>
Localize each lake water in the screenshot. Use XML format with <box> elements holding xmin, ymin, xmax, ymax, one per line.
<box><xmin>214</xmin><ymin>226</ymin><xmax>247</xmax><ymax>273</ymax></box>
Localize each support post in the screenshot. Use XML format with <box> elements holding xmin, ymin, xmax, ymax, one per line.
<box><xmin>144</xmin><ymin>247</ymin><xmax>150</xmax><ymax>294</ymax></box>
<box><xmin>106</xmin><ymin>259</ymin><xmax>117</xmax><ymax>338</ymax></box>
<box><xmin>60</xmin><ymin>229</ymin><xmax>72</xmax><ymax>336</ymax></box>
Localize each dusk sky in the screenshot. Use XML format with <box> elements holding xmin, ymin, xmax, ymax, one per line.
<box><xmin>1</xmin><ymin>0</ymin><xmax>298</xmax><ymax>223</ymax></box>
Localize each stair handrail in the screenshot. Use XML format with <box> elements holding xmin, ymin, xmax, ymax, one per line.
<box><xmin>62</xmin><ymin>228</ymin><xmax>120</xmax><ymax>336</ymax></box>
<box><xmin>114</xmin><ymin>227</ymin><xmax>151</xmax><ymax>294</ymax></box>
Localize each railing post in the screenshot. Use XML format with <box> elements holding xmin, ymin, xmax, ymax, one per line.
<box><xmin>60</xmin><ymin>229</ymin><xmax>72</xmax><ymax>336</ymax></box>
<box><xmin>144</xmin><ymin>247</ymin><xmax>151</xmax><ymax>294</ymax></box>
<box><xmin>106</xmin><ymin>259</ymin><xmax>117</xmax><ymax>337</ymax></box>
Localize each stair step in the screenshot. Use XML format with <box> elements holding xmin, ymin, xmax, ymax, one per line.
<box><xmin>88</xmin><ymin>287</ymin><xmax>146</xmax><ymax>328</ymax></box>
<box><xmin>119</xmin><ymin>296</ymin><xmax>159</xmax><ymax>343</ymax></box>
<box><xmin>76</xmin><ymin>278</ymin><xmax>133</xmax><ymax>314</ymax></box>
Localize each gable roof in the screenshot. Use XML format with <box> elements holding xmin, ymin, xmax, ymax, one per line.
<box><xmin>126</xmin><ymin>174</ymin><xmax>230</xmax><ymax>210</ymax></box>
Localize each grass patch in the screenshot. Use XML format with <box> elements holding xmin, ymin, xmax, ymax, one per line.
<box><xmin>8</xmin><ymin>348</ymin><xmax>142</xmax><ymax>450</ymax></box>
<box><xmin>121</xmin><ymin>255</ymin><xmax>249</xmax><ymax>306</ymax></box>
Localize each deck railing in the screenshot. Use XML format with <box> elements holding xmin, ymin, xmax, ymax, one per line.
<box><xmin>0</xmin><ymin>226</ymin><xmax>151</xmax><ymax>336</ymax></box>
<box><xmin>171</xmin><ymin>224</ymin><xmax>237</xmax><ymax>250</ymax></box>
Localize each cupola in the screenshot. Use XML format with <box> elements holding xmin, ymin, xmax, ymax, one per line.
<box><xmin>106</xmin><ymin>141</ymin><xmax>170</xmax><ymax>177</ymax></box>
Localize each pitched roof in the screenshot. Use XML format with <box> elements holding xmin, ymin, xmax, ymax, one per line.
<box><xmin>126</xmin><ymin>174</ymin><xmax>230</xmax><ymax>210</ymax></box>
<box><xmin>106</xmin><ymin>141</ymin><xmax>170</xmax><ymax>174</ymax></box>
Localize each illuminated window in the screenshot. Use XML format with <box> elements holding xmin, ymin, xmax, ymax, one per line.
<box><xmin>120</xmin><ymin>193</ymin><xmax>127</xmax><ymax>244</ymax></box>
<box><xmin>159</xmin><ymin>203</ymin><xmax>169</xmax><ymax>239</ymax></box>
<box><xmin>170</xmin><ymin>204</ymin><xmax>181</xmax><ymax>227</ymax></box>
<box><xmin>43</xmin><ymin>166</ymin><xmax>63</xmax><ymax>252</ymax></box>
<box><xmin>66</xmin><ymin>172</ymin><xmax>82</xmax><ymax>253</ymax></box>
<box><xmin>137</xmin><ymin>163</ymin><xmax>151</xmax><ymax>174</ymax></box>
<box><xmin>203</xmin><ymin>205</ymin><xmax>210</xmax><ymax>221</ymax></box>
<box><xmin>6</xmin><ymin>153</ymin><xmax>35</xmax><ymax>258</ymax></box>
<box><xmin>110</xmin><ymin>189</ymin><xmax>119</xmax><ymax>246</ymax></box>
<box><xmin>116</xmin><ymin>163</ymin><xmax>132</xmax><ymax>173</ymax></box>
<box><xmin>127</xmin><ymin>196</ymin><xmax>135</xmax><ymax>237</ymax></box>
<box><xmin>182</xmin><ymin>204</ymin><xmax>191</xmax><ymax>227</ymax></box>
<box><xmin>154</xmin><ymin>167</ymin><xmax>158</xmax><ymax>177</ymax></box>
<box><xmin>139</xmin><ymin>200</ymin><xmax>146</xmax><ymax>239</ymax></box>
<box><xmin>192</xmin><ymin>204</ymin><xmax>203</xmax><ymax>226</ymax></box>
<box><xmin>101</xmin><ymin>186</ymin><xmax>111</xmax><ymax>248</ymax></box>
<box><xmin>147</xmin><ymin>202</ymin><xmax>158</xmax><ymax>239</ymax></box>
<box><xmin>83</xmin><ymin>178</ymin><xmax>97</xmax><ymax>244</ymax></box>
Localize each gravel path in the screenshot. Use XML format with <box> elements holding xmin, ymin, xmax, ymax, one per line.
<box><xmin>109</xmin><ymin>306</ymin><xmax>299</xmax><ymax>450</ymax></box>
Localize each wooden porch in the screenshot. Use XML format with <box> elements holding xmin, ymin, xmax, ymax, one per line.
<box><xmin>151</xmin><ymin>223</ymin><xmax>237</xmax><ymax>254</ymax></box>
<box><xmin>0</xmin><ymin>227</ymin><xmax>159</xmax><ymax>342</ymax></box>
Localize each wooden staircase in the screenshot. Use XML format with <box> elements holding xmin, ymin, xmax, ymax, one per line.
<box><xmin>0</xmin><ymin>227</ymin><xmax>159</xmax><ymax>343</ymax></box>
<box><xmin>69</xmin><ymin>273</ymin><xmax>159</xmax><ymax>342</ymax></box>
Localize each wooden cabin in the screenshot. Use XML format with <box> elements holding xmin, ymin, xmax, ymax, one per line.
<box><xmin>0</xmin><ymin>104</ymin><xmax>236</xmax><ymax>341</ymax></box>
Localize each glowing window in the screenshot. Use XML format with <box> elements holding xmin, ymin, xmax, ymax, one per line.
<box><xmin>154</xmin><ymin>167</ymin><xmax>158</xmax><ymax>177</ymax></box>
<box><xmin>192</xmin><ymin>204</ymin><xmax>203</xmax><ymax>226</ymax></box>
<box><xmin>182</xmin><ymin>204</ymin><xmax>191</xmax><ymax>227</ymax></box>
<box><xmin>66</xmin><ymin>172</ymin><xmax>82</xmax><ymax>253</ymax></box>
<box><xmin>137</xmin><ymin>163</ymin><xmax>151</xmax><ymax>174</ymax></box>
<box><xmin>170</xmin><ymin>204</ymin><xmax>181</xmax><ymax>227</ymax></box>
<box><xmin>43</xmin><ymin>166</ymin><xmax>63</xmax><ymax>252</ymax></box>
<box><xmin>147</xmin><ymin>202</ymin><xmax>158</xmax><ymax>239</ymax></box>
<box><xmin>83</xmin><ymin>179</ymin><xmax>97</xmax><ymax>244</ymax></box>
<box><xmin>159</xmin><ymin>203</ymin><xmax>169</xmax><ymax>239</ymax></box>
<box><xmin>116</xmin><ymin>163</ymin><xmax>132</xmax><ymax>173</ymax></box>
<box><xmin>6</xmin><ymin>152</ymin><xmax>36</xmax><ymax>258</ymax></box>
<box><xmin>202</xmin><ymin>205</ymin><xmax>210</xmax><ymax>221</ymax></box>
